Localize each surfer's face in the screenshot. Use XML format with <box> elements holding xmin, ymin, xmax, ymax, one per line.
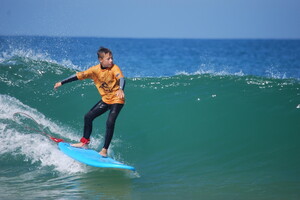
<box><xmin>99</xmin><ymin>53</ymin><xmax>114</xmax><ymax>68</ymax></box>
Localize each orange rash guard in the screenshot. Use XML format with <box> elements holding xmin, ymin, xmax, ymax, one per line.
<box><xmin>76</xmin><ymin>64</ymin><xmax>125</xmax><ymax>104</ymax></box>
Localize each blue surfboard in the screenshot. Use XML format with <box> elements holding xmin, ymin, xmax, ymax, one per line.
<box><xmin>58</xmin><ymin>142</ymin><xmax>135</xmax><ymax>171</ymax></box>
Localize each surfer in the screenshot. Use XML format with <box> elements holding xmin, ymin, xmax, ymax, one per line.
<box><xmin>54</xmin><ymin>47</ymin><xmax>125</xmax><ymax>157</ymax></box>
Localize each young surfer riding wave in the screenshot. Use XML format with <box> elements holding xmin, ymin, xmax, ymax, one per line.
<box><xmin>54</xmin><ymin>47</ymin><xmax>125</xmax><ymax>157</ymax></box>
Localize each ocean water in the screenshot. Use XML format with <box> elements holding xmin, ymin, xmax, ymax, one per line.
<box><xmin>0</xmin><ymin>36</ymin><xmax>300</xmax><ymax>200</ymax></box>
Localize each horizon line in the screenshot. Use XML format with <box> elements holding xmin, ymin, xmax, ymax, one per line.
<box><xmin>1</xmin><ymin>34</ymin><xmax>300</xmax><ymax>40</ymax></box>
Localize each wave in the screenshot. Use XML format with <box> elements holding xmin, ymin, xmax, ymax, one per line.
<box><xmin>2</xmin><ymin>36</ymin><xmax>300</xmax><ymax>199</ymax></box>
<box><xmin>1</xmin><ymin>51</ymin><xmax>300</xmax><ymax>176</ymax></box>
<box><xmin>175</xmin><ymin>65</ymin><xmax>300</xmax><ymax>81</ymax></box>
<box><xmin>0</xmin><ymin>94</ymin><xmax>87</xmax><ymax>173</ymax></box>
<box><xmin>0</xmin><ymin>47</ymin><xmax>80</xmax><ymax>70</ymax></box>
<box><xmin>0</xmin><ymin>93</ymin><xmax>135</xmax><ymax>175</ymax></box>
<box><xmin>1</xmin><ymin>37</ymin><xmax>299</xmax><ymax>80</ymax></box>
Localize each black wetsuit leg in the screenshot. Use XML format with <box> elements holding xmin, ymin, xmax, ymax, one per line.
<box><xmin>83</xmin><ymin>100</ymin><xmax>109</xmax><ymax>140</ymax></box>
<box><xmin>103</xmin><ymin>103</ymin><xmax>124</xmax><ymax>149</ymax></box>
<box><xmin>83</xmin><ymin>100</ymin><xmax>123</xmax><ymax>149</ymax></box>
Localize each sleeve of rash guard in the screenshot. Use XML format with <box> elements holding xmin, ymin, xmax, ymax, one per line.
<box><xmin>119</xmin><ymin>77</ymin><xmax>125</xmax><ymax>90</ymax></box>
<box><xmin>61</xmin><ymin>75</ymin><xmax>78</xmax><ymax>85</ymax></box>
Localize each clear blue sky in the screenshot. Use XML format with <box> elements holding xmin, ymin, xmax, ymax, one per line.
<box><xmin>1</xmin><ymin>0</ymin><xmax>300</xmax><ymax>39</ymax></box>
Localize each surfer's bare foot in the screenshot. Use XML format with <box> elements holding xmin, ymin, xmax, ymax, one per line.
<box><xmin>99</xmin><ymin>148</ymin><xmax>107</xmax><ymax>157</ymax></box>
<box><xmin>71</xmin><ymin>142</ymin><xmax>87</xmax><ymax>148</ymax></box>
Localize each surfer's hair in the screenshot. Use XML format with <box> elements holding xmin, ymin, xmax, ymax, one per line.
<box><xmin>97</xmin><ymin>47</ymin><xmax>112</xmax><ymax>59</ymax></box>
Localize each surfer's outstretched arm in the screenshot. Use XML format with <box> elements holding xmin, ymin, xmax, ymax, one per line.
<box><xmin>54</xmin><ymin>75</ymin><xmax>78</xmax><ymax>89</ymax></box>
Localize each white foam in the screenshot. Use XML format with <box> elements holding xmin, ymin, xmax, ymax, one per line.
<box><xmin>0</xmin><ymin>94</ymin><xmax>87</xmax><ymax>174</ymax></box>
<box><xmin>175</xmin><ymin>67</ymin><xmax>245</xmax><ymax>77</ymax></box>
<box><xmin>0</xmin><ymin>47</ymin><xmax>80</xmax><ymax>72</ymax></box>
<box><xmin>0</xmin><ymin>125</ymin><xmax>86</xmax><ymax>174</ymax></box>
<box><xmin>1</xmin><ymin>47</ymin><xmax>51</xmax><ymax>63</ymax></box>
<box><xmin>265</xmin><ymin>67</ymin><xmax>288</xmax><ymax>80</ymax></box>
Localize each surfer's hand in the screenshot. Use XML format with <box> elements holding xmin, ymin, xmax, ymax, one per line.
<box><xmin>116</xmin><ymin>89</ymin><xmax>125</xmax><ymax>99</ymax></box>
<box><xmin>54</xmin><ymin>82</ymin><xmax>62</xmax><ymax>90</ymax></box>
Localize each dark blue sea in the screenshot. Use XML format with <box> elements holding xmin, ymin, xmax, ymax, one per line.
<box><xmin>1</xmin><ymin>36</ymin><xmax>300</xmax><ymax>199</ymax></box>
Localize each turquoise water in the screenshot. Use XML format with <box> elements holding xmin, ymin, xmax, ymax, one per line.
<box><xmin>1</xmin><ymin>36</ymin><xmax>300</xmax><ymax>199</ymax></box>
